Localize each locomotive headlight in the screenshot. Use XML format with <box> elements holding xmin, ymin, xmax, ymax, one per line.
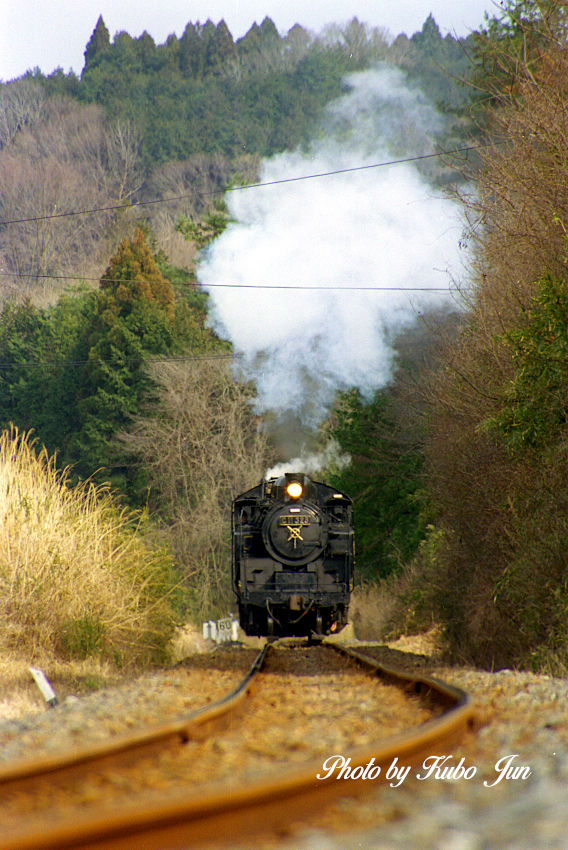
<box><xmin>286</xmin><ymin>482</ymin><xmax>303</xmax><ymax>499</ymax></box>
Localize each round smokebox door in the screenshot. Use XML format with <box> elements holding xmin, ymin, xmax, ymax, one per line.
<box><xmin>262</xmin><ymin>502</ymin><xmax>327</xmax><ymax>565</ymax></box>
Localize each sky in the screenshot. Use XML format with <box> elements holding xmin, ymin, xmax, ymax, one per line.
<box><xmin>0</xmin><ymin>0</ymin><xmax>496</xmax><ymax>82</ymax></box>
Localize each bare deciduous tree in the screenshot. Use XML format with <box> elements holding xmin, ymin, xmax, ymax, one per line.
<box><xmin>122</xmin><ymin>358</ymin><xmax>270</xmax><ymax>618</ymax></box>
<box><xmin>0</xmin><ymin>98</ymin><xmax>143</xmax><ymax>300</ymax></box>
<box><xmin>0</xmin><ymin>77</ymin><xmax>45</xmax><ymax>150</ymax></box>
<box><xmin>422</xmin><ymin>32</ymin><xmax>568</xmax><ymax>669</ymax></box>
<box><xmin>105</xmin><ymin>119</ymin><xmax>143</xmax><ymax>203</ymax></box>
<box><xmin>142</xmin><ymin>153</ymin><xmax>258</xmax><ymax>265</ymax></box>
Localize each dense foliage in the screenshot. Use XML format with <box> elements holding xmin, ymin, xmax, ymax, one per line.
<box><xmin>483</xmin><ymin>274</ymin><xmax>568</xmax><ymax>456</ymax></box>
<box><xmin>75</xmin><ymin>18</ymin><xmax>364</xmax><ymax>165</ymax></box>
<box><xmin>329</xmin><ymin>388</ymin><xmax>427</xmax><ymax>580</ymax></box>
<box><xmin>470</xmin><ymin>0</ymin><xmax>567</xmax><ymax>99</ymax></box>
<box><xmin>0</xmin><ymin>229</ymin><xmax>220</xmax><ymax>496</ymax></box>
<box><xmin>419</xmin><ymin>3</ymin><xmax>568</xmax><ymax>671</ymax></box>
<box><xmin>400</xmin><ymin>14</ymin><xmax>475</xmax><ymax>112</ymax></box>
<box><xmin>30</xmin><ymin>14</ymin><xmax>477</xmax><ymax>169</ymax></box>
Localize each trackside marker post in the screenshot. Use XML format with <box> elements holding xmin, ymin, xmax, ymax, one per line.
<box><xmin>202</xmin><ymin>616</ymin><xmax>239</xmax><ymax>644</ymax></box>
<box><xmin>29</xmin><ymin>666</ymin><xmax>58</xmax><ymax>707</ymax></box>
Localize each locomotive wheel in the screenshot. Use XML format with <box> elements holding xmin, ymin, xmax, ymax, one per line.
<box><xmin>267</xmin><ymin>615</ymin><xmax>275</xmax><ymax>636</ymax></box>
<box><xmin>315</xmin><ymin>612</ymin><xmax>323</xmax><ymax>634</ymax></box>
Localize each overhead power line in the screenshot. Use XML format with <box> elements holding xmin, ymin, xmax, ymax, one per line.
<box><xmin>0</xmin><ymin>270</ymin><xmax>455</xmax><ymax>292</ymax></box>
<box><xmin>0</xmin><ymin>142</ymin><xmax>488</xmax><ymax>228</ymax></box>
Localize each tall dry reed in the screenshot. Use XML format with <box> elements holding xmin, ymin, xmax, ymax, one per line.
<box><xmin>0</xmin><ymin>427</ymin><xmax>175</xmax><ymax>666</ymax></box>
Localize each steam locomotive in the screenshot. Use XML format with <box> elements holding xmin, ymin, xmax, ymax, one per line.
<box><xmin>232</xmin><ymin>472</ymin><xmax>354</xmax><ymax>637</ymax></box>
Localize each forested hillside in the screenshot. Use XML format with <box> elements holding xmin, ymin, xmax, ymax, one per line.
<box><xmin>7</xmin><ymin>4</ymin><xmax>568</xmax><ymax>673</ymax></box>
<box><xmin>44</xmin><ymin>14</ymin><xmax>474</xmax><ymax>165</ymax></box>
<box><xmin>8</xmin><ymin>14</ymin><xmax>460</xmax><ymax>623</ymax></box>
<box><xmin>0</xmin><ymin>14</ymin><xmax>474</xmax><ymax>294</ymax></box>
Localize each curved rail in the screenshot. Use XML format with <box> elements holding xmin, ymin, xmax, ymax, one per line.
<box><xmin>0</xmin><ymin>643</ymin><xmax>269</xmax><ymax>795</ymax></box>
<box><xmin>0</xmin><ymin>641</ymin><xmax>476</xmax><ymax>849</ymax></box>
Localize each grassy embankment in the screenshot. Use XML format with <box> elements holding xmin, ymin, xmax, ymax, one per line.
<box><xmin>0</xmin><ymin>428</ymin><xmax>177</xmax><ymax>713</ymax></box>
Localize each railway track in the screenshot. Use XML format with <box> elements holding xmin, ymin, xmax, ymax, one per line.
<box><xmin>0</xmin><ymin>641</ymin><xmax>475</xmax><ymax>849</ymax></box>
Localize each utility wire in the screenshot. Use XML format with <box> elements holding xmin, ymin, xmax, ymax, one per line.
<box><xmin>0</xmin><ymin>142</ymin><xmax>488</xmax><ymax>227</ymax></box>
<box><xmin>0</xmin><ymin>141</ymin><xmax>482</xmax><ymax>369</ymax></box>
<box><xmin>0</xmin><ymin>270</ymin><xmax>455</xmax><ymax>292</ymax></box>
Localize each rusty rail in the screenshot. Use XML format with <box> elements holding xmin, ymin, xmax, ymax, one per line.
<box><xmin>0</xmin><ymin>641</ymin><xmax>476</xmax><ymax>849</ymax></box>
<box><xmin>0</xmin><ymin>643</ymin><xmax>269</xmax><ymax>796</ymax></box>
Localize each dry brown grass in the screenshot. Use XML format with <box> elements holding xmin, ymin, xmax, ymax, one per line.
<box><xmin>0</xmin><ymin>427</ymin><xmax>176</xmax><ymax>667</ymax></box>
<box><xmin>0</xmin><ymin>654</ymin><xmax>123</xmax><ymax>721</ymax></box>
<box><xmin>350</xmin><ymin>585</ymin><xmax>400</xmax><ymax>642</ymax></box>
<box><xmin>350</xmin><ymin>564</ymin><xmax>439</xmax><ymax>645</ymax></box>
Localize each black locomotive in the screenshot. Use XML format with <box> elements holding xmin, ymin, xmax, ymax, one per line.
<box><xmin>232</xmin><ymin>472</ymin><xmax>354</xmax><ymax>637</ymax></box>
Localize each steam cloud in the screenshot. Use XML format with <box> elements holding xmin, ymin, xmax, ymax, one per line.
<box><xmin>197</xmin><ymin>65</ymin><xmax>465</xmax><ymax>430</ymax></box>
<box><xmin>265</xmin><ymin>440</ymin><xmax>351</xmax><ymax>481</ymax></box>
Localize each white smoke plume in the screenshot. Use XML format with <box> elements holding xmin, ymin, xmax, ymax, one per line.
<box><xmin>197</xmin><ymin>65</ymin><xmax>465</xmax><ymax>428</ymax></box>
<box><xmin>265</xmin><ymin>439</ymin><xmax>351</xmax><ymax>481</ymax></box>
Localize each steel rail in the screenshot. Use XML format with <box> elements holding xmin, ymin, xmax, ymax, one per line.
<box><xmin>0</xmin><ymin>641</ymin><xmax>476</xmax><ymax>849</ymax></box>
<box><xmin>0</xmin><ymin>643</ymin><xmax>269</xmax><ymax>796</ymax></box>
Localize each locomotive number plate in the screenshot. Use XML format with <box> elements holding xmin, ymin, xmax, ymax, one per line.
<box><xmin>279</xmin><ymin>515</ymin><xmax>311</xmax><ymax>527</ymax></box>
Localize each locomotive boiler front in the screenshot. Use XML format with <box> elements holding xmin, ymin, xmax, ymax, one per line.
<box><xmin>232</xmin><ymin>472</ymin><xmax>354</xmax><ymax>638</ymax></box>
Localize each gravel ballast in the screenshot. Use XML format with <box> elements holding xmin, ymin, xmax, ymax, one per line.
<box><xmin>269</xmin><ymin>644</ymin><xmax>568</xmax><ymax>850</ymax></box>
<box><xmin>0</xmin><ymin>637</ymin><xmax>566</xmax><ymax>848</ymax></box>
